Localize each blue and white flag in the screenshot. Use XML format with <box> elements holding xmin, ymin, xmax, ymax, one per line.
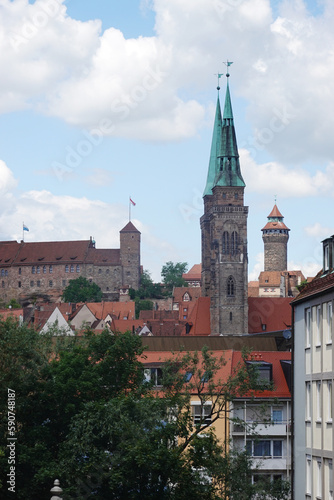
<box><xmin>23</xmin><ymin>224</ymin><xmax>29</xmax><ymax>232</ymax></box>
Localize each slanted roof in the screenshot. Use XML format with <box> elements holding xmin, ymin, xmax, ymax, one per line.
<box><xmin>110</xmin><ymin>319</ymin><xmax>146</xmax><ymax>334</ymax></box>
<box><xmin>182</xmin><ymin>264</ymin><xmax>202</xmax><ymax>281</ymax></box>
<box><xmin>183</xmin><ymin>297</ymin><xmax>211</xmax><ymax>335</ymax></box>
<box><xmin>262</xmin><ymin>203</ymin><xmax>290</xmax><ymax>232</ymax></box>
<box><xmin>86</xmin><ymin>248</ymin><xmax>120</xmax><ymax>265</ymax></box>
<box><xmin>248</xmin><ymin>297</ymin><xmax>293</xmax><ymax>333</ymax></box>
<box><xmin>86</xmin><ymin>301</ymin><xmax>135</xmax><ymax>320</ymax></box>
<box><xmin>0</xmin><ymin>241</ymin><xmax>21</xmax><ymax>266</ymax></box>
<box><xmin>231</xmin><ymin>351</ymin><xmax>291</xmax><ymax>399</ymax></box>
<box><xmin>120</xmin><ymin>221</ymin><xmax>140</xmax><ymax>233</ymax></box>
<box><xmin>10</xmin><ymin>240</ymin><xmax>90</xmax><ymax>265</ymax></box>
<box><xmin>203</xmin><ymin>94</ymin><xmax>223</xmax><ymax>196</ymax></box>
<box><xmin>173</xmin><ymin>287</ymin><xmax>202</xmax><ymax>304</ymax></box>
<box><xmin>248</xmin><ymin>281</ymin><xmax>259</xmax><ymax>297</ymax></box>
<box><xmin>291</xmin><ymin>269</ymin><xmax>334</xmax><ymax>304</ymax></box>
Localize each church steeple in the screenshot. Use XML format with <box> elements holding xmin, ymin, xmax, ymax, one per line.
<box><xmin>214</xmin><ymin>79</ymin><xmax>245</xmax><ymax>188</ymax></box>
<box><xmin>203</xmin><ymin>93</ymin><xmax>222</xmax><ymax>196</ymax></box>
<box><xmin>201</xmin><ymin>67</ymin><xmax>248</xmax><ymax>335</ymax></box>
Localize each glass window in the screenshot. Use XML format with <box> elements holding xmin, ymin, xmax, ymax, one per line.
<box><xmin>253</xmin><ymin>440</ymin><xmax>270</xmax><ymax>457</ymax></box>
<box><xmin>32</xmin><ymin>266</ymin><xmax>36</xmax><ymax>274</ymax></box>
<box><xmin>305</xmin><ymin>308</ymin><xmax>311</xmax><ymax>347</ymax></box>
<box><xmin>227</xmin><ymin>276</ymin><xmax>235</xmax><ymax>297</ymax></box>
<box><xmin>65</xmin><ymin>265</ymin><xmax>69</xmax><ymax>273</ymax></box>
<box><xmin>272</xmin><ymin>409</ymin><xmax>283</xmax><ymax>424</ymax></box>
<box><xmin>76</xmin><ymin>265</ymin><xmax>80</xmax><ymax>273</ymax></box>
<box><xmin>18</xmin><ymin>268</ymin><xmax>21</xmax><ymax>275</ymax></box>
<box><xmin>49</xmin><ymin>265</ymin><xmax>53</xmax><ymax>273</ymax></box>
<box><xmin>49</xmin><ymin>280</ymin><xmax>53</xmax><ymax>287</ymax></box>
<box><xmin>273</xmin><ymin>440</ymin><xmax>282</xmax><ymax>457</ymax></box>
<box><xmin>43</xmin><ymin>265</ymin><xmax>46</xmax><ymax>274</ymax></box>
<box><xmin>37</xmin><ymin>266</ymin><xmax>40</xmax><ymax>274</ymax></box>
<box><xmin>70</xmin><ymin>264</ymin><xmax>74</xmax><ymax>273</ymax></box>
<box><xmin>192</xmin><ymin>404</ymin><xmax>212</xmax><ymax>426</ymax></box>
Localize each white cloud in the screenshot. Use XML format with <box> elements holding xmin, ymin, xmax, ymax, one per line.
<box><xmin>0</xmin><ymin>160</ymin><xmax>17</xmax><ymax>196</ymax></box>
<box><xmin>0</xmin><ymin>0</ymin><xmax>333</xmax><ymax>157</ymax></box>
<box><xmin>241</xmin><ymin>150</ymin><xmax>334</xmax><ymax>197</ymax></box>
<box><xmin>248</xmin><ymin>252</ymin><xmax>264</xmax><ymax>281</ymax></box>
<box><xmin>304</xmin><ymin>222</ymin><xmax>334</xmax><ymax>239</ymax></box>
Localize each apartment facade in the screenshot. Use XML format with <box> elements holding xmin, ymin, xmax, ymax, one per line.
<box><xmin>292</xmin><ymin>235</ymin><xmax>334</xmax><ymax>500</ymax></box>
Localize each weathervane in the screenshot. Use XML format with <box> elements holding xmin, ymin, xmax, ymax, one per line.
<box><xmin>214</xmin><ymin>72</ymin><xmax>224</xmax><ymax>90</ymax></box>
<box><xmin>223</xmin><ymin>59</ymin><xmax>233</xmax><ymax>78</ymax></box>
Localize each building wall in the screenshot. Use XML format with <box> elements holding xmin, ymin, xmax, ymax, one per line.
<box><xmin>263</xmin><ymin>233</ymin><xmax>289</xmax><ymax>272</ymax></box>
<box><xmin>201</xmin><ymin>186</ymin><xmax>248</xmax><ymax>335</ymax></box>
<box><xmin>293</xmin><ymin>292</ymin><xmax>334</xmax><ymax>500</ymax></box>
<box><xmin>0</xmin><ymin>262</ymin><xmax>124</xmax><ymax>303</ymax></box>
<box><xmin>231</xmin><ymin>399</ymin><xmax>291</xmax><ymax>482</ymax></box>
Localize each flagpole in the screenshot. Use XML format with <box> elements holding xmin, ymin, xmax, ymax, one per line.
<box><xmin>22</xmin><ymin>222</ymin><xmax>24</xmax><ymax>242</ymax></box>
<box><xmin>129</xmin><ymin>197</ymin><xmax>131</xmax><ymax>222</ymax></box>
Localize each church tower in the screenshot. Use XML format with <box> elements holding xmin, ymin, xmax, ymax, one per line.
<box><xmin>262</xmin><ymin>204</ymin><xmax>290</xmax><ymax>272</ymax></box>
<box><xmin>200</xmin><ymin>72</ymin><xmax>248</xmax><ymax>335</ymax></box>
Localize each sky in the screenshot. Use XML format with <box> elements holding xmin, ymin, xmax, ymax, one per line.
<box><xmin>0</xmin><ymin>0</ymin><xmax>333</xmax><ymax>282</ymax></box>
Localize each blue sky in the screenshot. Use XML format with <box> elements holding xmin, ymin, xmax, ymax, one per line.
<box><xmin>0</xmin><ymin>0</ymin><xmax>333</xmax><ymax>281</ymax></box>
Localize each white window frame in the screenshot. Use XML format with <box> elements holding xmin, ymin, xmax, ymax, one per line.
<box><xmin>316</xmin><ymin>381</ymin><xmax>322</xmax><ymax>423</ymax></box>
<box><xmin>191</xmin><ymin>401</ymin><xmax>212</xmax><ymax>426</ymax></box>
<box><xmin>327</xmin><ymin>302</ymin><xmax>333</xmax><ymax>344</ymax></box>
<box><xmin>329</xmin><ymin>460</ymin><xmax>333</xmax><ymax>499</ymax></box>
<box><xmin>316</xmin><ymin>305</ymin><xmax>321</xmax><ymax>346</ymax></box>
<box><xmin>316</xmin><ymin>458</ymin><xmax>322</xmax><ymax>499</ymax></box>
<box><xmin>328</xmin><ymin>381</ymin><xmax>333</xmax><ymax>423</ymax></box>
<box><xmin>305</xmin><ymin>307</ymin><xmax>311</xmax><ymax>348</ymax></box>
<box><xmin>306</xmin><ymin>381</ymin><xmax>311</xmax><ymax>421</ymax></box>
<box><xmin>306</xmin><ymin>455</ymin><xmax>312</xmax><ymax>495</ymax></box>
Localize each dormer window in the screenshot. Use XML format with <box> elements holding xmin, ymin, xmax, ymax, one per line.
<box><xmin>183</xmin><ymin>292</ymin><xmax>190</xmax><ymax>302</ymax></box>
<box><xmin>246</xmin><ymin>361</ymin><xmax>273</xmax><ymax>382</ymax></box>
<box><xmin>323</xmin><ymin>236</ymin><xmax>334</xmax><ymax>272</ymax></box>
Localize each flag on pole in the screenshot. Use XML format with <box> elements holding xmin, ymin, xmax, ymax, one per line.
<box><xmin>130</xmin><ymin>198</ymin><xmax>136</xmax><ymax>206</ymax></box>
<box><xmin>23</xmin><ymin>224</ymin><xmax>29</xmax><ymax>232</ymax></box>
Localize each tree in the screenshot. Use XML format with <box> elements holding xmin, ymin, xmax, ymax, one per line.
<box><xmin>58</xmin><ymin>346</ymin><xmax>289</xmax><ymax>499</ymax></box>
<box><xmin>0</xmin><ymin>321</ymin><xmax>290</xmax><ymax>499</ymax></box>
<box><xmin>161</xmin><ymin>261</ymin><xmax>188</xmax><ymax>295</ymax></box>
<box><xmin>62</xmin><ymin>276</ymin><xmax>102</xmax><ymax>303</ymax></box>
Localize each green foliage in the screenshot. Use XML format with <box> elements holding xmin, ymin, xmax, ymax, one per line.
<box><xmin>6</xmin><ymin>298</ymin><xmax>21</xmax><ymax>309</ymax></box>
<box><xmin>0</xmin><ymin>320</ymin><xmax>290</xmax><ymax>499</ymax></box>
<box><xmin>62</xmin><ymin>276</ymin><xmax>102</xmax><ymax>303</ymax></box>
<box><xmin>129</xmin><ymin>269</ymin><xmax>163</xmax><ymax>301</ymax></box>
<box><xmin>135</xmin><ymin>298</ymin><xmax>154</xmax><ymax>318</ymax></box>
<box><xmin>161</xmin><ymin>261</ymin><xmax>188</xmax><ymax>295</ymax></box>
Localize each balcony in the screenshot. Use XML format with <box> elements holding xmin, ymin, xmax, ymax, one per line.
<box><xmin>231</xmin><ymin>421</ymin><xmax>289</xmax><ymax>436</ymax></box>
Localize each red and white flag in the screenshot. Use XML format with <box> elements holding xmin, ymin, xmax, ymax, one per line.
<box><xmin>130</xmin><ymin>197</ymin><xmax>136</xmax><ymax>206</ymax></box>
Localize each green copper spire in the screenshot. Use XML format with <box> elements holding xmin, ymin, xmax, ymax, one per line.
<box><xmin>203</xmin><ymin>92</ymin><xmax>222</xmax><ymax>196</ymax></box>
<box><xmin>214</xmin><ymin>78</ymin><xmax>245</xmax><ymax>188</ymax></box>
<box><xmin>203</xmin><ymin>69</ymin><xmax>245</xmax><ymax>196</ymax></box>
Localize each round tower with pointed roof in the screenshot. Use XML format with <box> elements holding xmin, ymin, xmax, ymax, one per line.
<box><xmin>262</xmin><ymin>204</ymin><xmax>290</xmax><ymax>272</ymax></box>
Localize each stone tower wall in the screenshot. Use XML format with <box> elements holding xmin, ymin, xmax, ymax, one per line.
<box><xmin>120</xmin><ymin>230</ymin><xmax>141</xmax><ymax>290</ymax></box>
<box><xmin>263</xmin><ymin>233</ymin><xmax>289</xmax><ymax>272</ymax></box>
<box><xmin>201</xmin><ymin>186</ymin><xmax>248</xmax><ymax>335</ymax></box>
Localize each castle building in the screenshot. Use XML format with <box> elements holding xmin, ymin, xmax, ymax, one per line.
<box><xmin>0</xmin><ymin>221</ymin><xmax>141</xmax><ymax>305</ymax></box>
<box><xmin>200</xmin><ymin>74</ymin><xmax>248</xmax><ymax>335</ymax></box>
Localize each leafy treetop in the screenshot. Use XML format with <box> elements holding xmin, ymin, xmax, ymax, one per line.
<box><xmin>62</xmin><ymin>276</ymin><xmax>102</xmax><ymax>303</ymax></box>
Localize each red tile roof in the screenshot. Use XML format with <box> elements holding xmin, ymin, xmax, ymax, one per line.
<box><xmin>173</xmin><ymin>287</ymin><xmax>202</xmax><ymax>304</ymax></box>
<box><xmin>292</xmin><ymin>269</ymin><xmax>334</xmax><ymax>303</ymax></box>
<box><xmin>182</xmin><ymin>264</ymin><xmax>202</xmax><ymax>281</ymax></box>
<box><xmin>248</xmin><ymin>297</ymin><xmax>293</xmax><ymax>333</ymax></box>
<box><xmin>0</xmin><ymin>308</ymin><xmax>23</xmax><ymax>320</ymax></box>
<box><xmin>110</xmin><ymin>319</ymin><xmax>146</xmax><ymax>333</ymax></box>
<box><xmin>0</xmin><ymin>241</ymin><xmax>21</xmax><ymax>266</ymax></box>
<box><xmin>248</xmin><ymin>281</ymin><xmax>259</xmax><ymax>297</ymax></box>
<box><xmin>231</xmin><ymin>350</ymin><xmax>291</xmax><ymax>398</ymax></box>
<box><xmin>86</xmin><ymin>301</ymin><xmax>135</xmax><ymax>320</ymax></box>
<box><xmin>268</xmin><ymin>204</ymin><xmax>284</xmax><ymax>218</ymax></box>
<box><xmin>183</xmin><ymin>297</ymin><xmax>211</xmax><ymax>335</ymax></box>
<box><xmin>86</xmin><ymin>248</ymin><xmax>120</xmax><ymax>265</ymax></box>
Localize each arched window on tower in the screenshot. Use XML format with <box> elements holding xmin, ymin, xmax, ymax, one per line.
<box><xmin>222</xmin><ymin>231</ymin><xmax>229</xmax><ymax>254</ymax></box>
<box><xmin>227</xmin><ymin>276</ymin><xmax>235</xmax><ymax>297</ymax></box>
<box><xmin>231</xmin><ymin>231</ymin><xmax>238</xmax><ymax>255</ymax></box>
